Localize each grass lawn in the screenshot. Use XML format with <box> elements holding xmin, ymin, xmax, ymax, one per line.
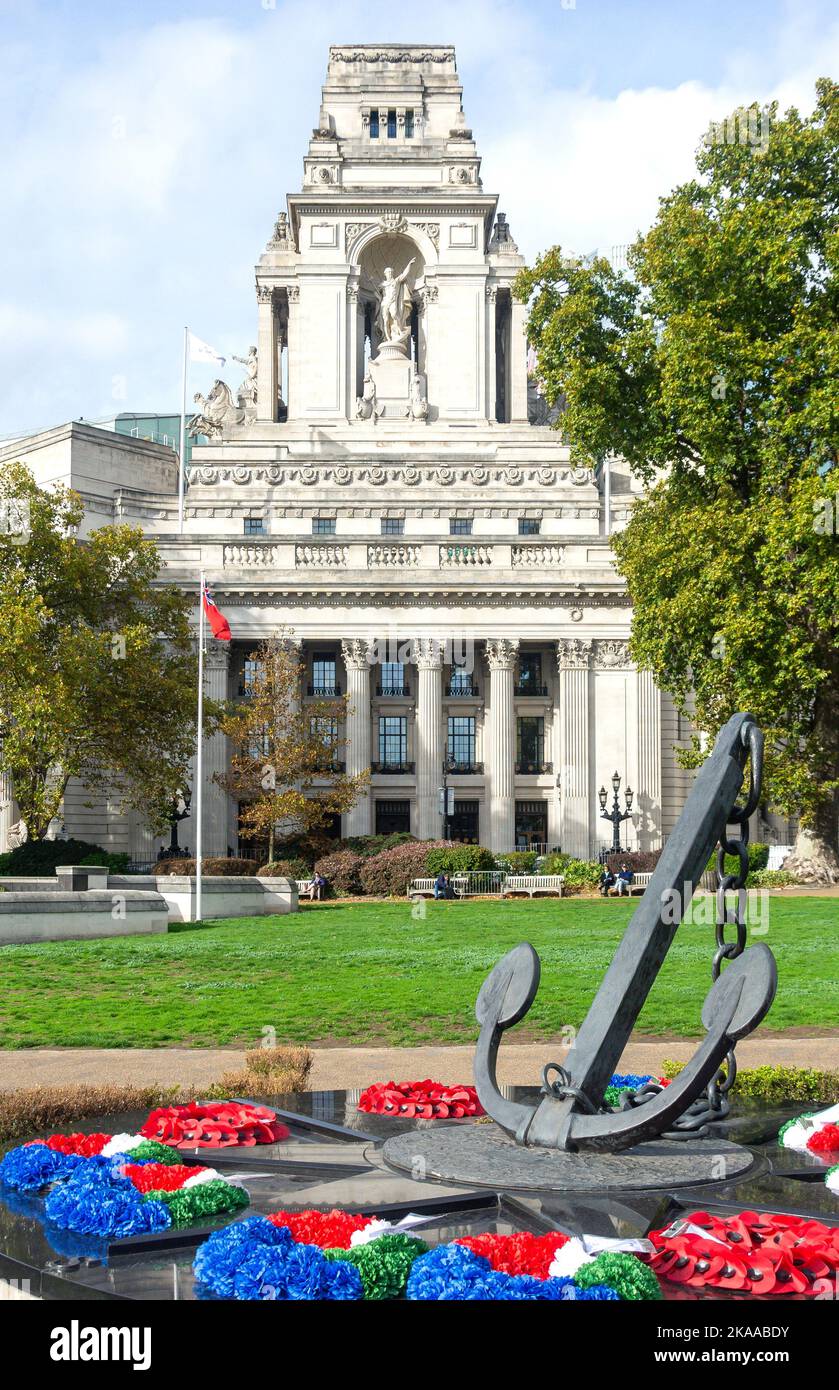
<box><xmin>1</xmin><ymin>896</ymin><xmax>836</xmax><ymax>1050</ymax></box>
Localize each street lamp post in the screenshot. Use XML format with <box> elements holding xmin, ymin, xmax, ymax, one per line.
<box><xmin>598</xmin><ymin>771</ymin><xmax>634</xmax><ymax>856</ymax></box>
<box><xmin>160</xmin><ymin>788</ymin><xmax>192</xmax><ymax>861</ymax></box>
<box><xmin>441</xmin><ymin>755</ymin><xmax>457</xmax><ymax>840</ymax></box>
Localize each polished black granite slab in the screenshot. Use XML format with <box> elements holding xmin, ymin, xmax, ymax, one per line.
<box><xmin>1</xmin><ymin>1089</ymin><xmax>835</xmax><ymax>1300</ymax></box>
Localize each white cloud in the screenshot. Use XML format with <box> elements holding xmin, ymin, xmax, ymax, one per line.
<box><xmin>0</xmin><ymin>0</ymin><xmax>835</xmax><ymax>433</ymax></box>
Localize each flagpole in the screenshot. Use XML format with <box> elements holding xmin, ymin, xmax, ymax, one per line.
<box><xmin>178</xmin><ymin>327</ymin><xmax>188</xmax><ymax>533</ymax></box>
<box><xmin>195</xmin><ymin>569</ymin><xmax>205</xmax><ymax>923</ymax></box>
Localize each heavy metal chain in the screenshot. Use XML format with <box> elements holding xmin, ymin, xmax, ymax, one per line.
<box><xmin>706</xmin><ymin>721</ymin><xmax>764</xmax><ymax>1118</ymax></box>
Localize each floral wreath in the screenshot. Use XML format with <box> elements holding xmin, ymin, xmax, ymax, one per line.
<box><xmin>140</xmin><ymin>1101</ymin><xmax>289</xmax><ymax>1149</ymax></box>
<box><xmin>0</xmin><ymin>1130</ymin><xmax>249</xmax><ymax>1239</ymax></box>
<box><xmin>778</xmin><ymin>1104</ymin><xmax>839</xmax><ymax>1196</ymax></box>
<box><xmin>648</xmin><ymin>1208</ymin><xmax>839</xmax><ymax>1296</ymax></box>
<box><xmin>193</xmin><ymin>1209</ymin><xmax>662</xmax><ymax>1301</ymax></box>
<box><xmin>357</xmin><ymin>1073</ymin><xmax>669</xmax><ymax>1120</ymax></box>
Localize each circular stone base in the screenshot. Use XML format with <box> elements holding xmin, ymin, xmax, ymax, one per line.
<box><xmin>381</xmin><ymin>1124</ymin><xmax>758</xmax><ymax>1193</ymax></box>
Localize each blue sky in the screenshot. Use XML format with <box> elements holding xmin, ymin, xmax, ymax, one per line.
<box><xmin>0</xmin><ymin>0</ymin><xmax>835</xmax><ymax>436</ymax></box>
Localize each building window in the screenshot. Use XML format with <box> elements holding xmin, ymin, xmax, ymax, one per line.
<box><xmin>448</xmin><ymin>715</ymin><xmax>476</xmax><ymax>769</ymax></box>
<box><xmin>240</xmin><ymin>658</ymin><xmax>264</xmax><ymax>696</ymax></box>
<box><xmin>518</xmin><ymin>518</ymin><xmax>540</xmax><ymax>536</ymax></box>
<box><xmin>515</xmin><ymin>800</ymin><xmax>548</xmax><ymax>851</ymax></box>
<box><xmin>369</xmin><ymin>109</ymin><xmax>379</xmax><ymax>139</ymax></box>
<box><xmin>381</xmin><ymin>517</ymin><xmax>405</xmax><ymax>535</ymax></box>
<box><xmin>310</xmin><ymin>716</ymin><xmax>340</xmax><ymax>769</ymax></box>
<box><xmin>405</xmin><ymin>109</ymin><xmax>415</xmax><ymax>138</ymax></box>
<box><xmin>450</xmin><ymin>800</ymin><xmax>479</xmax><ymax>844</ymax></box>
<box><xmin>244</xmin><ymin>517</ymin><xmax>265</xmax><ymax>536</ymax></box>
<box><xmin>387</xmin><ymin>108</ymin><xmax>397</xmax><ymax>139</ymax></box>
<box><xmin>311</xmin><ymin>653</ymin><xmax>338</xmax><ymax>696</ymax></box>
<box><xmin>447</xmin><ymin>661</ymin><xmax>475</xmax><ymax>696</ymax></box>
<box><xmin>378</xmin><ymin>662</ymin><xmax>406</xmax><ymax>696</ymax></box>
<box><xmin>449</xmin><ymin>517</ymin><xmax>473</xmax><ymax>536</ymax></box>
<box><xmin>516</xmin><ymin>652</ymin><xmax>544</xmax><ymax>695</ymax></box>
<box><xmin>516</xmin><ymin>716</ymin><xmax>546</xmax><ymax>773</ymax></box>
<box><xmin>378</xmin><ymin>715</ymin><xmax>407</xmax><ymax>767</ymax></box>
<box><xmin>312</xmin><ymin>517</ymin><xmax>336</xmax><ymax>535</ymax></box>
<box><xmin>376</xmin><ymin>799</ymin><xmax>411</xmax><ymax>834</ymax></box>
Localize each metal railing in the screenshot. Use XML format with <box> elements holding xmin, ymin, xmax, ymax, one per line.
<box><xmin>515</xmin><ymin>760</ymin><xmax>553</xmax><ymax>775</ymax></box>
<box><xmin>445</xmin><ymin>684</ymin><xmax>478</xmax><ymax>697</ymax></box>
<box><xmin>376</xmin><ymin>684</ymin><xmax>411</xmax><ymax>697</ymax></box>
<box><xmin>307</xmin><ymin>684</ymin><xmax>342</xmax><ymax>697</ymax></box>
<box><xmin>371</xmin><ymin>760</ymin><xmax>415</xmax><ymax>774</ymax></box>
<box><xmin>515</xmin><ymin>684</ymin><xmax>550</xmax><ymax>697</ymax></box>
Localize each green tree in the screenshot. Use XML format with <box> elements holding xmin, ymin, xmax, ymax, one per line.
<box><xmin>0</xmin><ymin>462</ymin><xmax>201</xmax><ymax>839</ymax></box>
<box><xmin>215</xmin><ymin>636</ymin><xmax>369</xmax><ymax>863</ymax></box>
<box><xmin>516</xmin><ymin>82</ymin><xmax>839</xmax><ymax>878</ymax></box>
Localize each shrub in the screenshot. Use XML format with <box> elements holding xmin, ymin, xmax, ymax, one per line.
<box><xmin>704</xmin><ymin>841</ymin><xmax>770</xmax><ymax>877</ymax></box>
<box><xmin>80</xmin><ymin>850</ymin><xmax>131</xmax><ymax>873</ymax></box>
<box><xmin>272</xmin><ymin>833</ymin><xmax>335</xmax><ymax>868</ymax></box>
<box><xmin>0</xmin><ymin>837</ymin><xmax>112</xmax><ymax>877</ymax></box>
<box><xmin>749</xmin><ymin>869</ymin><xmax>799</xmax><ymax>888</ymax></box>
<box><xmin>425</xmin><ymin>844</ymin><xmax>496</xmax><ymax>876</ymax></box>
<box><xmin>360</xmin><ymin>840</ymin><xmax>452</xmax><ymax>897</ymax></box>
<box><xmin>604</xmin><ymin>849</ymin><xmax>662</xmax><ymax>873</ymax></box>
<box><xmin>313</xmin><ymin>849</ymin><xmax>365</xmax><ymax>896</ymax></box>
<box><xmin>206</xmin><ymin>1046</ymin><xmax>313</xmax><ymax>1101</ymax></box>
<box><xmin>662</xmin><ymin>1060</ymin><xmax>839</xmax><ymax>1105</ymax></box>
<box><xmin>258</xmin><ymin>857</ymin><xmax>312</xmax><ymax>881</ymax></box>
<box><xmin>154</xmin><ymin>857</ymin><xmax>260</xmax><ymax>876</ymax></box>
<box><xmin>0</xmin><ymin>1082</ymin><xmax>186</xmax><ymax>1147</ymax></box>
<box><xmin>542</xmin><ymin>853</ymin><xmax>602</xmax><ymax>892</ymax></box>
<box><xmin>340</xmin><ymin>833</ymin><xmax>416</xmax><ymax>858</ymax></box>
<box><xmin>497</xmin><ymin>850</ymin><xmax>539</xmax><ymax>873</ymax></box>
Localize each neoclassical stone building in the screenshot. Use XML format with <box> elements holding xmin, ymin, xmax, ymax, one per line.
<box><xmin>2</xmin><ymin>45</ymin><xmax>697</xmax><ymax>863</ymax></box>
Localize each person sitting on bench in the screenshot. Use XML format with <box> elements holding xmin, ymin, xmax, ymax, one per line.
<box><xmin>301</xmin><ymin>872</ymin><xmax>327</xmax><ymax>901</ymax></box>
<box><xmin>434</xmin><ymin>871</ymin><xmax>449</xmax><ymax>900</ymax></box>
<box><xmin>614</xmin><ymin>864</ymin><xmax>635</xmax><ymax>896</ymax></box>
<box><xmin>599</xmin><ymin>867</ymin><xmax>616</xmax><ymax>897</ymax></box>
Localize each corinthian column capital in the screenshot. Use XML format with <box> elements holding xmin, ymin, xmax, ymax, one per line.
<box><xmin>204</xmin><ymin>639</ymin><xmax>232</xmax><ymax>672</ymax></box>
<box><xmin>341</xmin><ymin>638</ymin><xmax>373</xmax><ymax>670</ymax></box>
<box><xmin>413</xmin><ymin>637</ymin><xmax>444</xmax><ymax>670</ymax></box>
<box><xmin>556</xmin><ymin>637</ymin><xmax>593</xmax><ymax>671</ymax></box>
<box><xmin>485</xmin><ymin>638</ymin><xmax>519</xmax><ymax>671</ymax></box>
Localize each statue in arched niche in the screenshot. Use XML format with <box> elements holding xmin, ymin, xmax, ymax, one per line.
<box><xmin>375</xmin><ymin>258</ymin><xmax>416</xmax><ymax>350</ymax></box>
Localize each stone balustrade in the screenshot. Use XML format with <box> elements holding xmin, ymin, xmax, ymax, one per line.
<box><xmin>219</xmin><ymin>540</ymin><xmax>575</xmax><ymax>573</ymax></box>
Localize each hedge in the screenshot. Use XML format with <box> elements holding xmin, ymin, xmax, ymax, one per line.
<box><xmin>360</xmin><ymin>840</ymin><xmax>453</xmax><ymax>897</ymax></box>
<box><xmin>154</xmin><ymin>857</ymin><xmax>261</xmax><ymax>876</ymax></box>
<box><xmin>339</xmin><ymin>832</ymin><xmax>416</xmax><ymax>858</ymax></box>
<box><xmin>313</xmin><ymin>849</ymin><xmax>366</xmax><ymax>896</ymax></box>
<box><xmin>705</xmin><ymin>841</ymin><xmax>770</xmax><ymax>876</ymax></box>
<box><xmin>425</xmin><ymin>844</ymin><xmax>495</xmax><ymax>876</ymax></box>
<box><xmin>497</xmin><ymin>850</ymin><xmax>539</xmax><ymax>873</ymax></box>
<box><xmin>257</xmin><ymin>858</ymin><xmax>311</xmax><ymax>881</ymax></box>
<box><xmin>0</xmin><ymin>838</ymin><xmax>119</xmax><ymax>877</ymax></box>
<box><xmin>662</xmin><ymin>1061</ymin><xmax>839</xmax><ymax>1105</ymax></box>
<box><xmin>603</xmin><ymin>849</ymin><xmax>662</xmax><ymax>873</ymax></box>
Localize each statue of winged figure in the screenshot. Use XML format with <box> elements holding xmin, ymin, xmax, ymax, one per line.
<box><xmin>376</xmin><ymin>258</ymin><xmax>416</xmax><ymax>346</ymax></box>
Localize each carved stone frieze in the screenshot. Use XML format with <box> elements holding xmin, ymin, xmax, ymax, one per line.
<box><xmin>593</xmin><ymin>639</ymin><xmax>632</xmax><ymax>669</ymax></box>
<box><xmin>557</xmin><ymin>638</ymin><xmax>593</xmax><ymax>670</ymax></box>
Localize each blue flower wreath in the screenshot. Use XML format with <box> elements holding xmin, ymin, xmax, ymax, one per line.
<box><xmin>0</xmin><ymin>1143</ymin><xmax>85</xmax><ymax>1192</ymax></box>
<box><xmin>194</xmin><ymin>1217</ymin><xmax>362</xmax><ymax>1301</ymax></box>
<box><xmin>44</xmin><ymin>1164</ymin><xmax>171</xmax><ymax>1238</ymax></box>
<box><xmin>405</xmin><ymin>1243</ymin><xmax>620</xmax><ymax>1301</ymax></box>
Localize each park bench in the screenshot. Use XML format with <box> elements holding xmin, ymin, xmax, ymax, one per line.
<box><xmin>606</xmin><ymin>870</ymin><xmax>653</xmax><ymax>896</ymax></box>
<box><xmin>407</xmin><ymin>875</ymin><xmax>468</xmax><ymax>899</ymax></box>
<box><xmin>500</xmin><ymin>874</ymin><xmax>564</xmax><ymax>899</ymax></box>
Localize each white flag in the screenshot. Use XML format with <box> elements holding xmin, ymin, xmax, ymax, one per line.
<box><xmin>189</xmin><ymin>332</ymin><xmax>225</xmax><ymax>367</ymax></box>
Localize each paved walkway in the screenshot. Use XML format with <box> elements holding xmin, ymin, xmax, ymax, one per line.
<box><xmin>0</xmin><ymin>1037</ymin><xmax>836</xmax><ymax>1092</ymax></box>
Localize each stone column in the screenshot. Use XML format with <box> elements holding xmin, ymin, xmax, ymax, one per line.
<box><xmin>201</xmin><ymin>641</ymin><xmax>231</xmax><ymax>856</ymax></box>
<box><xmin>347</xmin><ymin>285</ymin><xmax>360</xmax><ymax>421</ymax></box>
<box><xmin>637</xmin><ymin>666</ymin><xmax>662</xmax><ymax>850</ymax></box>
<box><xmin>557</xmin><ymin>638</ymin><xmax>592</xmax><ymax>859</ymax></box>
<box><xmin>0</xmin><ymin>751</ymin><xmax>17</xmax><ymax>853</ymax></box>
<box><xmin>256</xmin><ymin>287</ymin><xmax>278</xmax><ymax>423</ymax></box>
<box><xmin>415</xmin><ymin>638</ymin><xmax>443</xmax><ymax>840</ymax></box>
<box><xmin>341</xmin><ymin>638</ymin><xmax>372</xmax><ymax>837</ymax></box>
<box><xmin>285</xmin><ymin>285</ymin><xmax>301</xmax><ymax>421</ymax></box>
<box><xmin>485</xmin><ymin>639</ymin><xmax>519</xmax><ymax>852</ymax></box>
<box><xmin>510</xmin><ymin>297</ymin><xmax>529</xmax><ymax>423</ymax></box>
<box><xmin>485</xmin><ymin>284</ymin><xmax>497</xmax><ymax>423</ymax></box>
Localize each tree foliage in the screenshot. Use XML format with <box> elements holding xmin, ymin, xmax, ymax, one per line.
<box><xmin>516</xmin><ymin>82</ymin><xmax>839</xmax><ymax>861</ymax></box>
<box><xmin>215</xmin><ymin>636</ymin><xmax>369</xmax><ymax>862</ymax></box>
<box><xmin>0</xmin><ymin>462</ymin><xmax>199</xmax><ymax>838</ymax></box>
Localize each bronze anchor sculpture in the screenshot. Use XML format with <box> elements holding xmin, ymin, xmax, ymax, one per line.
<box><xmin>474</xmin><ymin>712</ymin><xmax>777</xmax><ymax>1153</ymax></box>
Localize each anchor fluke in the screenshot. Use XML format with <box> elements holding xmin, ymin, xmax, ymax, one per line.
<box><xmin>701</xmin><ymin>942</ymin><xmax>777</xmax><ymax>1039</ymax></box>
<box><xmin>475</xmin><ymin>943</ymin><xmax>540</xmax><ymax>1028</ymax></box>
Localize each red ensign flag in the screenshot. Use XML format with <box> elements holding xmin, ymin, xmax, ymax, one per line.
<box><xmin>202</xmin><ymin>584</ymin><xmax>231</xmax><ymax>642</ymax></box>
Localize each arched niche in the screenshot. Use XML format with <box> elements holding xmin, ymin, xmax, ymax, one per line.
<box><xmin>354</xmin><ymin>231</ymin><xmax>432</xmax><ymax>372</ymax></box>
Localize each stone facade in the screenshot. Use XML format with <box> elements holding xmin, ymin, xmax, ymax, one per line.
<box><xmin>1</xmin><ymin>45</ymin><xmax>721</xmax><ymax>862</ymax></box>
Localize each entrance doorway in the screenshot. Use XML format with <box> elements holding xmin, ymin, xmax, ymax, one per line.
<box><xmin>450</xmin><ymin>800</ymin><xmax>479</xmax><ymax>844</ymax></box>
<box><xmin>375</xmin><ymin>799</ymin><xmax>411</xmax><ymax>835</ymax></box>
<box><xmin>515</xmin><ymin>800</ymin><xmax>548</xmax><ymax>852</ymax></box>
